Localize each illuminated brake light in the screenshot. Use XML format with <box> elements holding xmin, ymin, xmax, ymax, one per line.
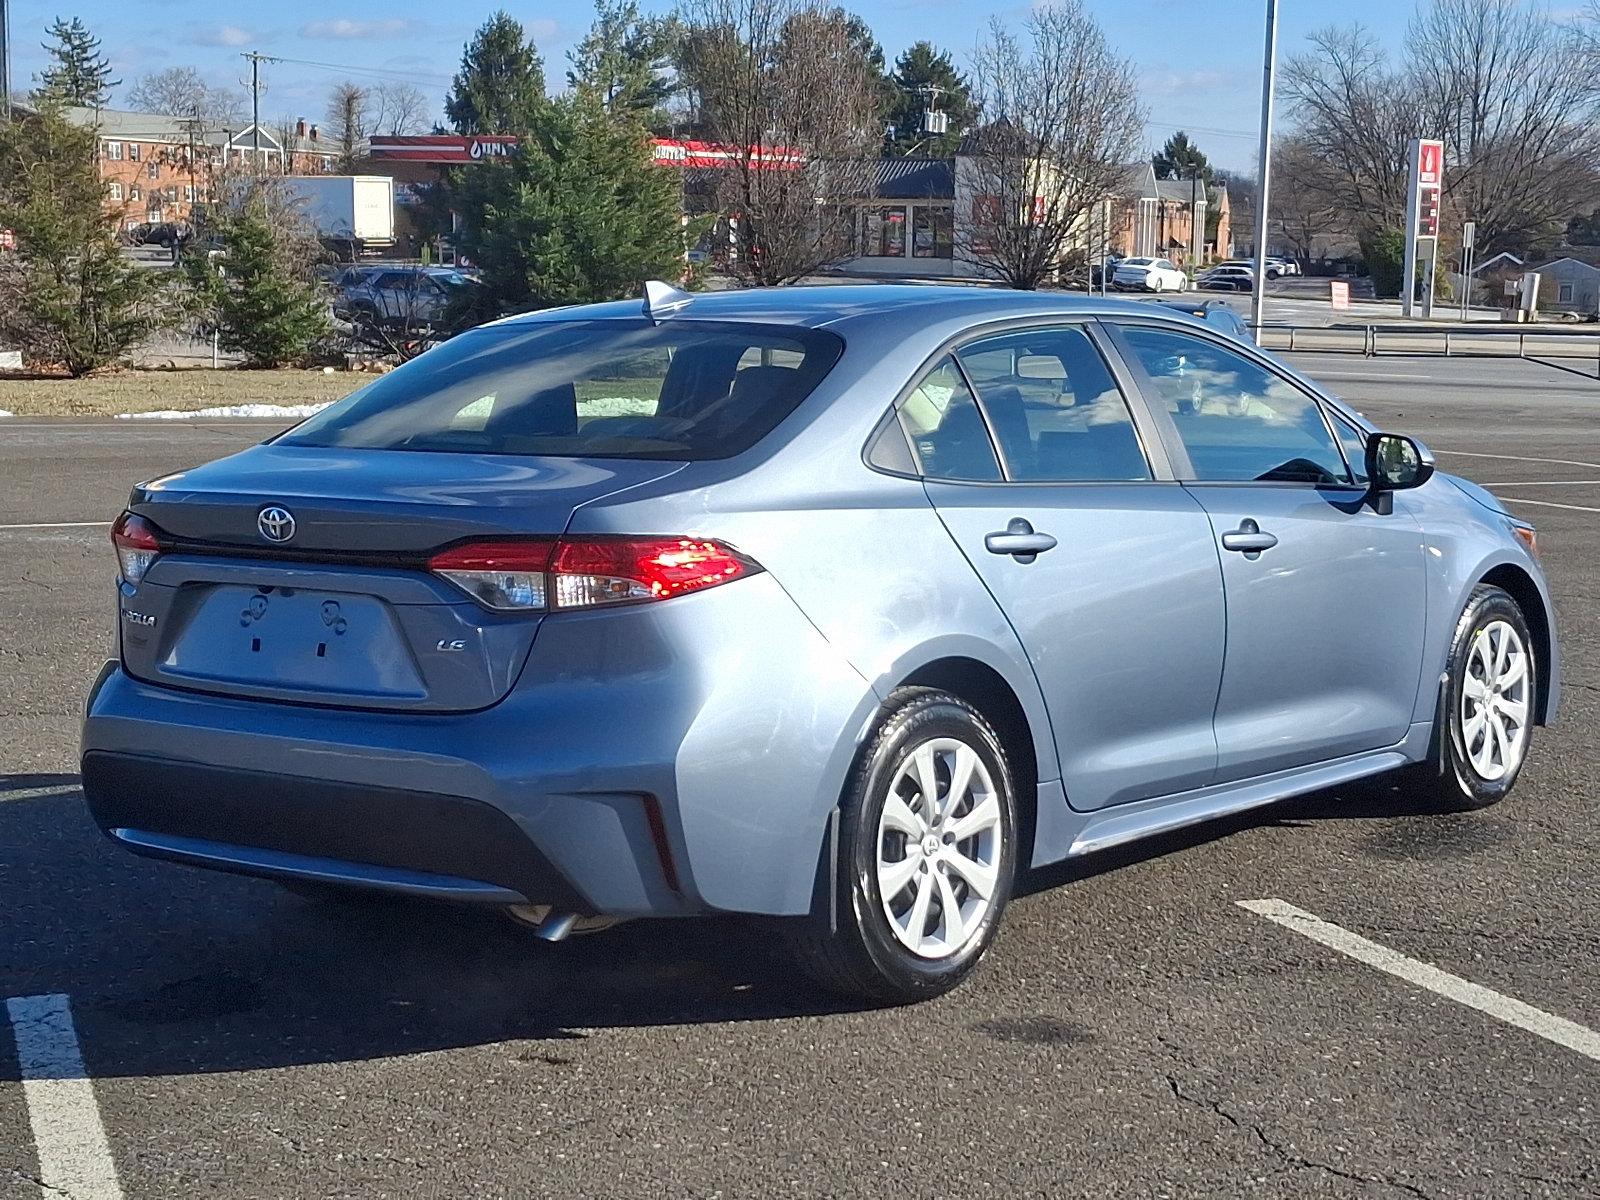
<box><xmin>551</xmin><ymin>538</ymin><xmax>756</xmax><ymax>609</ymax></box>
<box><xmin>111</xmin><ymin>512</ymin><xmax>162</xmax><ymax>585</ymax></box>
<box><xmin>427</xmin><ymin>536</ymin><xmax>757</xmax><ymax>611</ymax></box>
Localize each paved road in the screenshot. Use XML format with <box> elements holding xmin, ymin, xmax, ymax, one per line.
<box><xmin>1</xmin><ymin>355</ymin><xmax>1597</xmax><ymax>1198</ymax></box>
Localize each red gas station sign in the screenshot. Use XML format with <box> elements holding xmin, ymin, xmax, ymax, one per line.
<box><xmin>367</xmin><ymin>136</ymin><xmax>521</xmax><ymax>163</ymax></box>
<box><xmin>1416</xmin><ymin>139</ymin><xmax>1443</xmax><ymax>187</ymax></box>
<box><xmin>1413</xmin><ymin>138</ymin><xmax>1444</xmax><ymax>238</ymax></box>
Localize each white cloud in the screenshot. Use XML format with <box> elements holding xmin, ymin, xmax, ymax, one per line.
<box><xmin>300</xmin><ymin>19</ymin><xmax>415</xmax><ymax>40</ymax></box>
<box><xmin>191</xmin><ymin>25</ymin><xmax>255</xmax><ymax>48</ymax></box>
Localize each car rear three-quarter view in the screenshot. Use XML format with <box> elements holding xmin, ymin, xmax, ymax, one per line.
<box><xmin>83</xmin><ymin>284</ymin><xmax>1560</xmax><ymax>1005</ymax></box>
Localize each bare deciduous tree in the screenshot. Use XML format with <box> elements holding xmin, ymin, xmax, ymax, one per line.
<box><xmin>676</xmin><ymin>0</ymin><xmax>881</xmax><ymax>285</ymax></box>
<box><xmin>369</xmin><ymin>81</ymin><xmax>432</xmax><ymax>137</ymax></box>
<box><xmin>1285</xmin><ymin>5</ymin><xmax>1600</xmax><ymax>258</ymax></box>
<box><xmin>324</xmin><ymin>82</ymin><xmax>369</xmax><ymax>173</ymax></box>
<box><xmin>959</xmin><ymin>1</ymin><xmax>1144</xmax><ymax>289</ymax></box>
<box><xmin>1409</xmin><ymin>0</ymin><xmax>1599</xmax><ymax>254</ymax></box>
<box><xmin>1281</xmin><ymin>25</ymin><xmax>1414</xmax><ymax>239</ymax></box>
<box><xmin>1271</xmin><ymin>135</ymin><xmax>1346</xmax><ymax>262</ymax></box>
<box><xmin>128</xmin><ymin>67</ymin><xmax>244</xmax><ymax>128</ymax></box>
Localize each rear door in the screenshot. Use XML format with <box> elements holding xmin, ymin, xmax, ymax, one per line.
<box><xmin>1107</xmin><ymin>321</ymin><xmax>1428</xmax><ymax>780</ymax></box>
<box><xmin>909</xmin><ymin>323</ymin><xmax>1225</xmax><ymax>811</ymax></box>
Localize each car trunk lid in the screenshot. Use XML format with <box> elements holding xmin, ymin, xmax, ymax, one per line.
<box><xmin>120</xmin><ymin>444</ymin><xmax>685</xmax><ymax>712</ymax></box>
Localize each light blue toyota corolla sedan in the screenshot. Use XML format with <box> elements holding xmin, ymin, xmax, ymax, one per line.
<box><xmin>83</xmin><ymin>284</ymin><xmax>1559</xmax><ymax>1003</ymax></box>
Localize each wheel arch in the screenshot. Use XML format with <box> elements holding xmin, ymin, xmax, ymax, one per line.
<box><xmin>1477</xmin><ymin>562</ymin><xmax>1555</xmax><ymax>724</ymax></box>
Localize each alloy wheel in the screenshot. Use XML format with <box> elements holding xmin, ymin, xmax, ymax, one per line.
<box><xmin>875</xmin><ymin>738</ymin><xmax>1003</xmax><ymax>960</ymax></box>
<box><xmin>1460</xmin><ymin>619</ymin><xmax>1531</xmax><ymax>782</ymax></box>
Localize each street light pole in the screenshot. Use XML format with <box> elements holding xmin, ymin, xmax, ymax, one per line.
<box><xmin>1249</xmin><ymin>0</ymin><xmax>1279</xmax><ymax>333</ymax></box>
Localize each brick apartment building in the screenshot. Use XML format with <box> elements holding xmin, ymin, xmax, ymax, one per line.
<box><xmin>55</xmin><ymin>107</ymin><xmax>335</xmax><ymax>229</ymax></box>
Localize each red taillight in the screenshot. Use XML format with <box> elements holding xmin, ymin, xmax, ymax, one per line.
<box><xmin>428</xmin><ymin>539</ymin><xmax>555</xmax><ymax>611</ymax></box>
<box><xmin>111</xmin><ymin>512</ymin><xmax>162</xmax><ymax>585</ymax></box>
<box><xmin>427</xmin><ymin>536</ymin><xmax>757</xmax><ymax>612</ymax></box>
<box><xmin>550</xmin><ymin>538</ymin><xmax>755</xmax><ymax>609</ymax></box>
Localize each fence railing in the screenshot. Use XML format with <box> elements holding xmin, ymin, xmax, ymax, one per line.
<box><xmin>1255</xmin><ymin>321</ymin><xmax>1600</xmax><ymax>373</ymax></box>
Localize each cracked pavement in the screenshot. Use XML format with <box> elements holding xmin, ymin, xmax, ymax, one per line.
<box><xmin>1</xmin><ymin>353</ymin><xmax>1598</xmax><ymax>1197</ymax></box>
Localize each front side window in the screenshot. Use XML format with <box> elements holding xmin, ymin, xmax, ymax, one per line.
<box><xmin>956</xmin><ymin>326</ymin><xmax>1149</xmax><ymax>482</ymax></box>
<box><xmin>1119</xmin><ymin>325</ymin><xmax>1351</xmax><ymax>485</ymax></box>
<box><xmin>897</xmin><ymin>356</ymin><xmax>1000</xmax><ymax>482</ymax></box>
<box><xmin>279</xmin><ymin>319</ymin><xmax>843</xmax><ymax>461</ymax></box>
<box><xmin>1331</xmin><ymin>414</ymin><xmax>1370</xmax><ymax>485</ymax></box>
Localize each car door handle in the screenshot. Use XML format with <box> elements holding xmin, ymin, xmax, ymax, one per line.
<box><xmin>985</xmin><ymin>518</ymin><xmax>1057</xmax><ymax>562</ymax></box>
<box><xmin>1220</xmin><ymin>519</ymin><xmax>1278</xmax><ymax>556</ymax></box>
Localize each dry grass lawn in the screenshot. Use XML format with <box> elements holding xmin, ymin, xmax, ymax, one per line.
<box><xmin>0</xmin><ymin>369</ymin><xmax>367</xmax><ymax>417</ymax></box>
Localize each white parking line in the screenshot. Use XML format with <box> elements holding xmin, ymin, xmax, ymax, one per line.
<box><xmin>4</xmin><ymin>994</ymin><xmax>122</xmax><ymax>1199</ymax></box>
<box><xmin>1491</xmin><ymin>480</ymin><xmax>1600</xmax><ymax>487</ymax></box>
<box><xmin>1239</xmin><ymin>900</ymin><xmax>1600</xmax><ymax>1063</ymax></box>
<box><xmin>0</xmin><ymin>521</ymin><xmax>109</xmax><ymax>531</ymax></box>
<box><xmin>1499</xmin><ymin>497</ymin><xmax>1600</xmax><ymax>514</ymax></box>
<box><xmin>1436</xmin><ymin>449</ymin><xmax>1600</xmax><ymax>471</ymax></box>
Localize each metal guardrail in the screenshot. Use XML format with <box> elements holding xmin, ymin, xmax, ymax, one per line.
<box><xmin>1257</xmin><ymin>321</ymin><xmax>1600</xmax><ymax>370</ymax></box>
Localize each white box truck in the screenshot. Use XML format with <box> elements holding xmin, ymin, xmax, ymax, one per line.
<box><xmin>281</xmin><ymin>176</ymin><xmax>396</xmax><ymax>259</ymax></box>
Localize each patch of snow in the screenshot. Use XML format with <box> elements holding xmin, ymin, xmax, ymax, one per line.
<box><xmin>115</xmin><ymin>402</ymin><xmax>334</xmax><ymax>421</ymax></box>
<box><xmin>0</xmin><ymin>410</ymin><xmax>13</xmax><ymax>418</ymax></box>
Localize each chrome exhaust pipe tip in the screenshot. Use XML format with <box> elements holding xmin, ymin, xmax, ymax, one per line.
<box><xmin>534</xmin><ymin>911</ymin><xmax>579</xmax><ymax>942</ymax></box>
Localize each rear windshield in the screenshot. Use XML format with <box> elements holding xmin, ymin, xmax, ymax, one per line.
<box><xmin>280</xmin><ymin>318</ymin><xmax>844</xmax><ymax>460</ymax></box>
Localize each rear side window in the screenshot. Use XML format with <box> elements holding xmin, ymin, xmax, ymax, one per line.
<box><xmin>279</xmin><ymin>319</ymin><xmax>843</xmax><ymax>461</ymax></box>
<box><xmin>956</xmin><ymin>326</ymin><xmax>1149</xmax><ymax>482</ymax></box>
<box><xmin>897</xmin><ymin>357</ymin><xmax>1001</xmax><ymax>482</ymax></box>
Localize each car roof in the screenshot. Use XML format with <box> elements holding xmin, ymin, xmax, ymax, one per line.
<box><xmin>497</xmin><ymin>283</ymin><xmax>1219</xmax><ymax>334</ymax></box>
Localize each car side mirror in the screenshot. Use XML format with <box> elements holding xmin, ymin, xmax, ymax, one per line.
<box><xmin>1364</xmin><ymin>433</ymin><xmax>1435</xmax><ymax>513</ymax></box>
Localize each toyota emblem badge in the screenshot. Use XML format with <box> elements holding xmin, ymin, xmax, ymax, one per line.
<box><xmin>258</xmin><ymin>505</ymin><xmax>296</xmax><ymax>543</ymax></box>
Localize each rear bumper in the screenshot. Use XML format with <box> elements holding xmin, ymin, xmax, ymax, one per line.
<box><xmin>81</xmin><ymin>572</ymin><xmax>878</xmax><ymax>918</ymax></box>
<box><xmin>82</xmin><ymin>750</ymin><xmax>586</xmax><ymax>908</ymax></box>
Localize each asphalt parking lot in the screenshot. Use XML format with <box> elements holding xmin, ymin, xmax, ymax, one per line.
<box><xmin>2</xmin><ymin>352</ymin><xmax>1597</xmax><ymax>1198</ymax></box>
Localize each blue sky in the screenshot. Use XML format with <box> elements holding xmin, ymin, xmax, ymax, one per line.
<box><xmin>9</xmin><ymin>0</ymin><xmax>1420</xmax><ymax>170</ymax></box>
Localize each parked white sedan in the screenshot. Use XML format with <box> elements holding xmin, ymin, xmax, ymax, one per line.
<box><xmin>1112</xmin><ymin>257</ymin><xmax>1188</xmax><ymax>292</ymax></box>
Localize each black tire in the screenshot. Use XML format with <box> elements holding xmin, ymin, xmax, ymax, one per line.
<box><xmin>785</xmin><ymin>688</ymin><xmax>1019</xmax><ymax>1005</ymax></box>
<box><xmin>1405</xmin><ymin>583</ymin><xmax>1536</xmax><ymax>811</ymax></box>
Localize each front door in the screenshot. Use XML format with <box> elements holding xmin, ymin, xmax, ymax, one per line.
<box><xmin>904</xmin><ymin>326</ymin><xmax>1226</xmax><ymax>811</ymax></box>
<box><xmin>1110</xmin><ymin>323</ymin><xmax>1429</xmax><ymax>781</ymax></box>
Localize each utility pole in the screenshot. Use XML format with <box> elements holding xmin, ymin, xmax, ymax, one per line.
<box><xmin>242</xmin><ymin>50</ymin><xmax>270</xmax><ymax>172</ymax></box>
<box><xmin>1249</xmin><ymin>0</ymin><xmax>1279</xmax><ymax>334</ymax></box>
<box><xmin>1</xmin><ymin>0</ymin><xmax>12</xmax><ymax>121</ymax></box>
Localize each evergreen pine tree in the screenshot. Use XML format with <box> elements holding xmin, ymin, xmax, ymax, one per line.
<box><xmin>0</xmin><ymin>103</ymin><xmax>165</xmax><ymax>375</ymax></box>
<box><xmin>458</xmin><ymin>89</ymin><xmax>687</xmax><ymax>309</ymax></box>
<box><xmin>37</xmin><ymin>17</ymin><xmax>119</xmax><ymax>108</ymax></box>
<box><xmin>884</xmin><ymin>41</ymin><xmax>972</xmax><ymax>156</ymax></box>
<box><xmin>567</xmin><ymin>0</ymin><xmax>677</xmax><ymax>120</ymax></box>
<box><xmin>446</xmin><ymin>12</ymin><xmax>546</xmax><ymax>135</ymax></box>
<box><xmin>185</xmin><ymin>193</ymin><xmax>330</xmax><ymax>367</ymax></box>
<box><xmin>1152</xmin><ymin>131</ymin><xmax>1212</xmax><ymax>183</ymax></box>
